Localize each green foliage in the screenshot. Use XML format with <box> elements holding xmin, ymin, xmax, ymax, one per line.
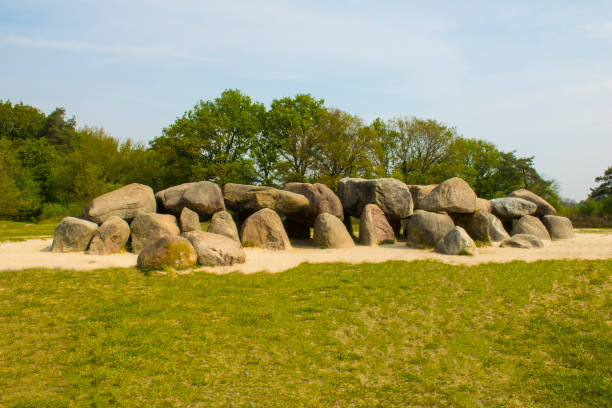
<box><xmin>0</xmin><ymin>260</ymin><xmax>610</xmax><ymax>406</ymax></box>
<box><xmin>0</xmin><ymin>94</ymin><xmax>565</xmax><ymax>221</ymax></box>
<box><xmin>590</xmin><ymin>165</ymin><xmax>612</xmax><ymax>200</ymax></box>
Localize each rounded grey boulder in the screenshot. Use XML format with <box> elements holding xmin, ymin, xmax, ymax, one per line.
<box><xmin>359</xmin><ymin>204</ymin><xmax>395</xmax><ymax>246</ymax></box>
<box><xmin>87</xmin><ymin>216</ymin><xmax>130</xmax><ymax>255</ymax></box>
<box><xmin>336</xmin><ymin>178</ymin><xmax>413</xmax><ymax>221</ymax></box>
<box><xmin>542</xmin><ymin>215</ymin><xmax>575</xmax><ymax>240</ymax></box>
<box><xmin>51</xmin><ymin>217</ymin><xmax>99</xmax><ymax>253</ymax></box>
<box><xmin>83</xmin><ymin>183</ymin><xmax>156</xmax><ymax>224</ymax></box>
<box><xmin>136</xmin><ymin>235</ymin><xmax>197</xmax><ymax>270</ymax></box>
<box><xmin>420</xmin><ymin>177</ymin><xmax>477</xmax><ymax>214</ymax></box>
<box><xmin>313</xmin><ymin>213</ymin><xmax>355</xmax><ymax>249</ymax></box>
<box><xmin>404</xmin><ymin>210</ymin><xmax>455</xmax><ymax>248</ymax></box>
<box><xmin>485</xmin><ymin>213</ymin><xmax>510</xmax><ymax>242</ymax></box>
<box><xmin>155</xmin><ymin>181</ymin><xmax>225</xmax><ymax>220</ymax></box>
<box><xmin>284</xmin><ymin>182</ymin><xmax>344</xmax><ymax>225</ymax></box>
<box><xmin>500</xmin><ymin>234</ymin><xmax>544</xmax><ymax>248</ymax></box>
<box><xmin>207</xmin><ymin>211</ymin><xmax>240</xmax><ymax>242</ymax></box>
<box><xmin>450</xmin><ymin>210</ymin><xmax>491</xmax><ymax>243</ymax></box>
<box><xmin>511</xmin><ymin>215</ymin><xmax>551</xmax><ymax>240</ymax></box>
<box><xmin>490</xmin><ymin>197</ymin><xmax>537</xmax><ymax>220</ymax></box>
<box><xmin>240</xmin><ymin>208</ymin><xmax>291</xmax><ymax>250</ymax></box>
<box><xmin>182</xmin><ymin>230</ymin><xmax>246</xmax><ymax>266</ymax></box>
<box><xmin>509</xmin><ymin>189</ymin><xmax>557</xmax><ymax>217</ymax></box>
<box><xmin>434</xmin><ymin>226</ymin><xmax>478</xmax><ymax>256</ymax></box>
<box><xmin>130</xmin><ymin>213</ymin><xmax>180</xmax><ymax>254</ymax></box>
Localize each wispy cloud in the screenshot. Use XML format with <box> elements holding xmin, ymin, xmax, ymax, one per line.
<box><xmin>0</xmin><ymin>32</ymin><xmax>218</xmax><ymax>62</ymax></box>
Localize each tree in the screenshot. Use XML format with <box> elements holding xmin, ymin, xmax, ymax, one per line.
<box><xmin>313</xmin><ymin>108</ymin><xmax>375</xmax><ymax>187</ymax></box>
<box><xmin>590</xmin><ymin>165</ymin><xmax>612</xmax><ymax>200</ymax></box>
<box><xmin>153</xmin><ymin>89</ymin><xmax>264</xmax><ymax>186</ymax></box>
<box><xmin>368</xmin><ymin>118</ymin><xmax>398</xmax><ymax>178</ymax></box>
<box><xmin>267</xmin><ymin>94</ymin><xmax>325</xmax><ymax>182</ymax></box>
<box><xmin>0</xmin><ymin>100</ymin><xmax>46</xmax><ymax>142</ymax></box>
<box><xmin>389</xmin><ymin>117</ymin><xmax>456</xmax><ymax>184</ymax></box>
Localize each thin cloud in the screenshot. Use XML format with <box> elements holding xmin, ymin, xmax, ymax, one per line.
<box><xmin>583</xmin><ymin>21</ymin><xmax>612</xmax><ymax>38</ymax></box>
<box><xmin>0</xmin><ymin>32</ymin><xmax>219</xmax><ymax>63</ymax></box>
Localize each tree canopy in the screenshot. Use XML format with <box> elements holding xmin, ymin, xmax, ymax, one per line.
<box><xmin>0</xmin><ymin>93</ymin><xmax>565</xmax><ymax>221</ymax></box>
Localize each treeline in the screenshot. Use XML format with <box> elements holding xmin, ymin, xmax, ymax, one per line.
<box><xmin>1</xmin><ymin>91</ymin><xmax>562</xmax><ymax>220</ymax></box>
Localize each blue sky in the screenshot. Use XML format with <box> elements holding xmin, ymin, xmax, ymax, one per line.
<box><xmin>1</xmin><ymin>0</ymin><xmax>610</xmax><ymax>200</ymax></box>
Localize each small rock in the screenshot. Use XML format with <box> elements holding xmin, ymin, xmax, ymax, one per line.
<box><xmin>182</xmin><ymin>231</ymin><xmax>246</xmax><ymax>266</ymax></box>
<box><xmin>179</xmin><ymin>207</ymin><xmax>201</xmax><ymax>233</ymax></box>
<box><xmin>434</xmin><ymin>226</ymin><xmax>478</xmax><ymax>256</ymax></box>
<box><xmin>207</xmin><ymin>211</ymin><xmax>240</xmax><ymax>242</ymax></box>
<box><xmin>130</xmin><ymin>213</ymin><xmax>180</xmax><ymax>254</ymax></box>
<box><xmin>313</xmin><ymin>213</ymin><xmax>355</xmax><ymax>248</ymax></box>
<box><xmin>500</xmin><ymin>234</ymin><xmax>544</xmax><ymax>248</ymax></box>
<box><xmin>51</xmin><ymin>217</ymin><xmax>99</xmax><ymax>253</ymax></box>
<box><xmin>137</xmin><ymin>236</ymin><xmax>197</xmax><ymax>270</ymax></box>
<box><xmin>542</xmin><ymin>215</ymin><xmax>575</xmax><ymax>240</ymax></box>
<box><xmin>240</xmin><ymin>208</ymin><xmax>291</xmax><ymax>250</ymax></box>
<box><xmin>359</xmin><ymin>204</ymin><xmax>395</xmax><ymax>245</ymax></box>
<box><xmin>511</xmin><ymin>215</ymin><xmax>551</xmax><ymax>240</ymax></box>
<box><xmin>404</xmin><ymin>210</ymin><xmax>455</xmax><ymax>248</ymax></box>
<box><xmin>87</xmin><ymin>216</ymin><xmax>130</xmax><ymax>255</ymax></box>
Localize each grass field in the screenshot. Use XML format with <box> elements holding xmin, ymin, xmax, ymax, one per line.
<box><xmin>1</xmin><ymin>260</ymin><xmax>610</xmax><ymax>407</ymax></box>
<box><xmin>0</xmin><ymin>218</ymin><xmax>59</xmax><ymax>242</ymax></box>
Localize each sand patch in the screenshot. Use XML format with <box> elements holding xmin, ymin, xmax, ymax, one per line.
<box><xmin>1</xmin><ymin>232</ymin><xmax>611</xmax><ymax>274</ymax></box>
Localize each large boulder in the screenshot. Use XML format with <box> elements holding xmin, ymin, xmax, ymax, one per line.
<box><xmin>509</xmin><ymin>189</ymin><xmax>557</xmax><ymax>217</ymax></box>
<box><xmin>490</xmin><ymin>197</ymin><xmax>537</xmax><ymax>220</ymax></box>
<box><xmin>336</xmin><ymin>178</ymin><xmax>413</xmax><ymax>222</ymax></box>
<box><xmin>224</xmin><ymin>184</ymin><xmax>309</xmax><ymax>217</ymax></box>
<box><xmin>434</xmin><ymin>226</ymin><xmax>478</xmax><ymax>256</ymax></box>
<box><xmin>450</xmin><ymin>210</ymin><xmax>491</xmax><ymax>243</ymax></box>
<box><xmin>313</xmin><ymin>213</ymin><xmax>355</xmax><ymax>249</ymax></box>
<box><xmin>404</xmin><ymin>210</ymin><xmax>455</xmax><ymax>248</ymax></box>
<box><xmin>136</xmin><ymin>236</ymin><xmax>197</xmax><ymax>270</ymax></box>
<box><xmin>542</xmin><ymin>215</ymin><xmax>575</xmax><ymax>240</ymax></box>
<box><xmin>155</xmin><ymin>181</ymin><xmax>225</xmax><ymax>220</ymax></box>
<box><xmin>485</xmin><ymin>213</ymin><xmax>510</xmax><ymax>242</ymax></box>
<box><xmin>83</xmin><ymin>183</ymin><xmax>156</xmax><ymax>224</ymax></box>
<box><xmin>179</xmin><ymin>207</ymin><xmax>201</xmax><ymax>233</ymax></box>
<box><xmin>511</xmin><ymin>215</ymin><xmax>551</xmax><ymax>240</ymax></box>
<box><xmin>359</xmin><ymin>204</ymin><xmax>395</xmax><ymax>246</ymax></box>
<box><xmin>407</xmin><ymin>184</ymin><xmax>438</xmax><ymax>210</ymax></box>
<box><xmin>51</xmin><ymin>217</ymin><xmax>99</xmax><ymax>253</ymax></box>
<box><xmin>130</xmin><ymin>213</ymin><xmax>180</xmax><ymax>254</ymax></box>
<box><xmin>284</xmin><ymin>182</ymin><xmax>344</xmax><ymax>224</ymax></box>
<box><xmin>182</xmin><ymin>231</ymin><xmax>246</xmax><ymax>266</ymax></box>
<box><xmin>240</xmin><ymin>208</ymin><xmax>291</xmax><ymax>250</ymax></box>
<box><xmin>207</xmin><ymin>211</ymin><xmax>240</xmax><ymax>243</ymax></box>
<box><xmin>87</xmin><ymin>216</ymin><xmax>130</xmax><ymax>255</ymax></box>
<box><xmin>500</xmin><ymin>234</ymin><xmax>544</xmax><ymax>249</ymax></box>
<box><xmin>420</xmin><ymin>177</ymin><xmax>477</xmax><ymax>213</ymax></box>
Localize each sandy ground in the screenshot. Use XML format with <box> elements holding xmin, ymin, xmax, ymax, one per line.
<box><xmin>1</xmin><ymin>232</ymin><xmax>611</xmax><ymax>274</ymax></box>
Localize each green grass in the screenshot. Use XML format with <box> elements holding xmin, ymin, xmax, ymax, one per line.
<box><xmin>575</xmin><ymin>227</ymin><xmax>612</xmax><ymax>234</ymax></box>
<box><xmin>0</xmin><ymin>218</ymin><xmax>60</xmax><ymax>242</ymax></box>
<box><xmin>1</xmin><ymin>260</ymin><xmax>611</xmax><ymax>407</ymax></box>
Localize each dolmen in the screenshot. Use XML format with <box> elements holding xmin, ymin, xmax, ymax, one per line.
<box><xmin>49</xmin><ymin>175</ymin><xmax>577</xmax><ymax>269</ymax></box>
